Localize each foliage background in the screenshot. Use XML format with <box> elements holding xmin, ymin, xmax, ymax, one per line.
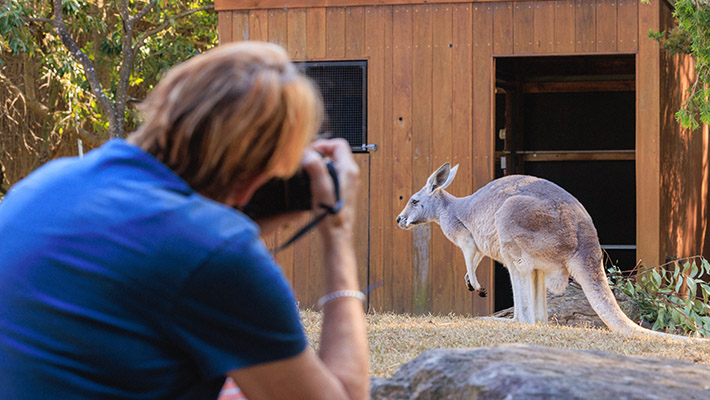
<box><xmin>0</xmin><ymin>0</ymin><xmax>217</xmax><ymax>193</ymax></box>
<box><xmin>649</xmin><ymin>0</ymin><xmax>710</xmax><ymax>129</ymax></box>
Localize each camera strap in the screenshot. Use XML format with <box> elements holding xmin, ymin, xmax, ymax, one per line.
<box><xmin>273</xmin><ymin>162</ymin><xmax>342</xmax><ymax>253</ymax></box>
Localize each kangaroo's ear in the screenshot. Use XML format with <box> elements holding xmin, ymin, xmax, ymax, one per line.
<box><xmin>440</xmin><ymin>164</ymin><xmax>458</xmax><ymax>190</ymax></box>
<box><xmin>426</xmin><ymin>162</ymin><xmax>451</xmax><ymax>194</ymax></box>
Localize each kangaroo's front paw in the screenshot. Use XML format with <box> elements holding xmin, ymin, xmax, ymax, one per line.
<box><xmin>465</xmin><ymin>273</ymin><xmax>485</xmax><ymax>297</ymax></box>
<box><xmin>465</xmin><ymin>273</ymin><xmax>474</xmax><ymax>292</ymax></box>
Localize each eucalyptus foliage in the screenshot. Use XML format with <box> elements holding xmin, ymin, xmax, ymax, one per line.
<box><xmin>0</xmin><ymin>0</ymin><xmax>217</xmax><ymax>145</ymax></box>
<box><xmin>607</xmin><ymin>256</ymin><xmax>710</xmax><ymax>337</ymax></box>
<box><xmin>646</xmin><ymin>0</ymin><xmax>710</xmax><ymax>129</ymax></box>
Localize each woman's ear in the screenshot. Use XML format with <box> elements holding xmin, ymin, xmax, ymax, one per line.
<box><xmin>224</xmin><ymin>173</ymin><xmax>272</xmax><ymax>208</ymax></box>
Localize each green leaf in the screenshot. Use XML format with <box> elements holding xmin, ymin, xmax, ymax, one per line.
<box><xmin>701</xmin><ymin>259</ymin><xmax>710</xmax><ymax>275</ymax></box>
<box><xmin>701</xmin><ymin>283</ymin><xmax>710</xmax><ymax>302</ymax></box>
<box><xmin>651</xmin><ymin>269</ymin><xmax>662</xmax><ymax>288</ymax></box>
<box><xmin>687</xmin><ymin>277</ymin><xmax>697</xmax><ymax>298</ymax></box>
<box><xmin>675</xmin><ymin>275</ymin><xmax>684</xmax><ymax>294</ymax></box>
<box><xmin>624</xmin><ymin>280</ymin><xmax>635</xmax><ymax>297</ymax></box>
<box><xmin>671</xmin><ymin>309</ymin><xmax>683</xmax><ymax>325</ymax></box>
<box><xmin>682</xmin><ymin>261</ymin><xmax>691</xmax><ymax>275</ymax></box>
<box><xmin>653</xmin><ymin>310</ymin><xmax>665</xmax><ymax>331</ymax></box>
<box><xmin>690</xmin><ymin>261</ymin><xmax>699</xmax><ymax>277</ymax></box>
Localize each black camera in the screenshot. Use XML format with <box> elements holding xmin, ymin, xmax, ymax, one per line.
<box><xmin>242</xmin><ymin>161</ymin><xmax>338</xmax><ymax>220</ymax></box>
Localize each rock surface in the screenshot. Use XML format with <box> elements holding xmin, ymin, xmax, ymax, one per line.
<box><xmin>492</xmin><ymin>282</ymin><xmax>642</xmax><ymax>329</ymax></box>
<box><xmin>371</xmin><ymin>344</ymin><xmax>710</xmax><ymax>400</ymax></box>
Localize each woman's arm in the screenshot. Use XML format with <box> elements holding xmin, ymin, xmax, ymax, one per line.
<box><xmin>308</xmin><ymin>139</ymin><xmax>369</xmax><ymax>399</ymax></box>
<box><xmin>229</xmin><ymin>138</ymin><xmax>369</xmax><ymax>400</ymax></box>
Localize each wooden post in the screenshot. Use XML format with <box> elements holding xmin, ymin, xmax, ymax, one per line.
<box><xmin>637</xmin><ymin>0</ymin><xmax>661</xmax><ymax>268</ymax></box>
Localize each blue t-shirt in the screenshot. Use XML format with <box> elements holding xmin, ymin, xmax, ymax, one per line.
<box><xmin>0</xmin><ymin>139</ymin><xmax>307</xmax><ymax>399</ymax></box>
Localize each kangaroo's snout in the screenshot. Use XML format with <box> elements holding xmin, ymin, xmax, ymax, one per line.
<box><xmin>396</xmin><ymin>214</ymin><xmax>405</xmax><ymax>229</ymax></box>
<box><xmin>396</xmin><ymin>213</ymin><xmax>407</xmax><ymax>229</ymax></box>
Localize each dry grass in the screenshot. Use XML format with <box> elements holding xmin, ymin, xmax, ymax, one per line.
<box><xmin>300</xmin><ymin>309</ymin><xmax>710</xmax><ymax>377</ymax></box>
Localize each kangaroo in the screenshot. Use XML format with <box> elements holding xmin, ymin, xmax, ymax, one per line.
<box><xmin>396</xmin><ymin>162</ymin><xmax>694</xmax><ymax>339</ymax></box>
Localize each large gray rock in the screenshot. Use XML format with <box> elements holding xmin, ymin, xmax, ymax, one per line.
<box><xmin>492</xmin><ymin>282</ymin><xmax>642</xmax><ymax>329</ymax></box>
<box><xmin>371</xmin><ymin>344</ymin><xmax>710</xmax><ymax>400</ymax></box>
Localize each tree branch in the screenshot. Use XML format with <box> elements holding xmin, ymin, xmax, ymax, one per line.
<box><xmin>114</xmin><ymin>0</ymin><xmax>144</xmax><ymax>138</ymax></box>
<box><xmin>130</xmin><ymin>0</ymin><xmax>159</xmax><ymax>26</ymax></box>
<box><xmin>2</xmin><ymin>67</ymin><xmax>104</xmax><ymax>148</ymax></box>
<box><xmin>52</xmin><ymin>0</ymin><xmax>117</xmax><ymax>137</ymax></box>
<box><xmin>68</xmin><ymin>125</ymin><xmax>103</xmax><ymax>148</ymax></box>
<box><xmin>132</xmin><ymin>5</ymin><xmax>215</xmax><ymax>59</ymax></box>
<box><xmin>118</xmin><ymin>0</ymin><xmax>129</xmax><ymax>23</ymax></box>
<box><xmin>26</xmin><ymin>17</ymin><xmax>53</xmax><ymax>23</ymax></box>
<box><xmin>0</xmin><ymin>69</ymin><xmax>50</xmax><ymax>119</ymax></box>
<box><xmin>114</xmin><ymin>3</ymin><xmax>214</xmax><ymax>138</ymax></box>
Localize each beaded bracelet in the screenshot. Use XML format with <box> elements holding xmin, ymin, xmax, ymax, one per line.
<box><xmin>317</xmin><ymin>290</ymin><xmax>366</xmax><ymax>309</ymax></box>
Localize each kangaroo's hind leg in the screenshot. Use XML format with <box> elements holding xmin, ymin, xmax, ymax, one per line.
<box><xmin>507</xmin><ymin>267</ymin><xmax>535</xmax><ymax>324</ymax></box>
<box><xmin>532</xmin><ymin>269</ymin><xmax>548</xmax><ymax>323</ymax></box>
<box><xmin>503</xmin><ymin>252</ymin><xmax>549</xmax><ymax>324</ymax></box>
<box><xmin>502</xmin><ymin>254</ymin><xmax>537</xmax><ymax>324</ymax></box>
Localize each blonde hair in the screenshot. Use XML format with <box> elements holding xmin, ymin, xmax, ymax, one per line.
<box><xmin>128</xmin><ymin>41</ymin><xmax>323</xmax><ymax>201</ymax></box>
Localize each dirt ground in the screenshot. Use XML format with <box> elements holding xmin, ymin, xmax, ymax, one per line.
<box><xmin>300</xmin><ymin>310</ymin><xmax>710</xmax><ymax>377</ymax></box>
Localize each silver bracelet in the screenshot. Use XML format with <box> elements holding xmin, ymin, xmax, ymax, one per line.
<box><xmin>317</xmin><ymin>290</ymin><xmax>366</xmax><ymax>309</ymax></box>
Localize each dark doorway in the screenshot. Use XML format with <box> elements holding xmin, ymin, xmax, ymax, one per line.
<box><xmin>493</xmin><ymin>55</ymin><xmax>636</xmax><ymax>312</ymax></box>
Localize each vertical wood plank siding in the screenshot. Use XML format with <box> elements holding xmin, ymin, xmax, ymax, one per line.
<box><xmin>306</xmin><ymin>9</ymin><xmax>327</xmax><ymax>58</ymax></box>
<box><xmin>231</xmin><ymin>12</ymin><xmax>249</xmax><ymax>43</ymax></box>
<box><xmin>411</xmin><ymin>4</ymin><xmax>433</xmax><ymax>314</ymax></box>
<box><xmin>617</xmin><ymin>0</ymin><xmax>638</xmax><ymax>52</ymax></box>
<box><xmin>596</xmin><ymin>0</ymin><xmax>617</xmax><ymax>52</ymax></box>
<box><xmin>533</xmin><ymin>2</ymin><xmax>555</xmax><ymax>53</ymax></box>
<box><xmin>513</xmin><ymin>3</ymin><xmax>534</xmax><ymax>54</ymax></box>
<box><xmin>554</xmin><ymin>1</ymin><xmax>575</xmax><ymax>53</ymax></box>
<box><xmin>431</xmin><ymin>5</ymin><xmax>456</xmax><ymax>314</ymax></box>
<box><xmin>365</xmin><ymin>6</ymin><xmax>388</xmax><ymax>311</ymax></box>
<box><xmin>391</xmin><ymin>5</ymin><xmax>414</xmax><ymax>313</ymax></box>
<box><xmin>217</xmin><ymin>0</ymin><xmax>654</xmax><ymax>314</ymax></box>
<box><xmin>326</xmin><ymin>8</ymin><xmax>346</xmax><ymax>58</ymax></box>
<box><xmin>452</xmin><ymin>3</ymin><xmax>474</xmax><ymax>313</ymax></box>
<box><xmin>493</xmin><ymin>4</ymin><xmax>514</xmax><ymax>54</ymax></box>
<box><xmin>344</xmin><ymin>8</ymin><xmax>371</xmax><ymax>307</ymax></box>
<box><xmin>472</xmin><ymin>3</ymin><xmax>495</xmax><ymax>316</ymax></box>
<box><xmin>575</xmin><ymin>0</ymin><xmax>596</xmax><ymax>52</ymax></box>
<box><xmin>217</xmin><ymin>12</ymin><xmax>232</xmax><ymax>44</ymax></box>
<box><xmin>287</xmin><ymin>9</ymin><xmax>307</xmax><ymax>60</ymax></box>
<box><xmin>249</xmin><ymin>10</ymin><xmax>269</xmax><ymax>41</ymax></box>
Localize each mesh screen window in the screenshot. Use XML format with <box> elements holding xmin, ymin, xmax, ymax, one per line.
<box><xmin>298</xmin><ymin>61</ymin><xmax>367</xmax><ymax>151</ymax></box>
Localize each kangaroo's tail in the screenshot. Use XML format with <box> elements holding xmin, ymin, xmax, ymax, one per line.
<box><xmin>569</xmin><ymin>254</ymin><xmax>697</xmax><ymax>342</ymax></box>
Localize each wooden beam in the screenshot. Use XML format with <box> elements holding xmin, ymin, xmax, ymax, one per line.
<box><xmin>217</xmin><ymin>0</ymin><xmax>589</xmax><ymax>11</ymax></box>
<box><xmin>523</xmin><ymin>80</ymin><xmax>635</xmax><ymax>93</ymax></box>
<box><xmin>514</xmin><ymin>150</ymin><xmax>636</xmax><ymax>162</ymax></box>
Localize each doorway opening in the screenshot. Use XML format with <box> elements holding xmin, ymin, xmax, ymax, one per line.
<box><xmin>493</xmin><ymin>55</ymin><xmax>636</xmax><ymax>311</ymax></box>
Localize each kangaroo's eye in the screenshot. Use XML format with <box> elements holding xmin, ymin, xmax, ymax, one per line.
<box><xmin>411</xmin><ymin>199</ymin><xmax>419</xmax><ymax>205</ymax></box>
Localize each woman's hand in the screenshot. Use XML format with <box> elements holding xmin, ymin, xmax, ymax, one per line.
<box><xmin>301</xmin><ymin>138</ymin><xmax>360</xmax><ymax>240</ymax></box>
<box><xmin>255</xmin><ymin>139</ymin><xmax>358</xmax><ymax>240</ymax></box>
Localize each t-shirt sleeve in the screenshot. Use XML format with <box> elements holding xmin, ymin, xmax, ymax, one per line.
<box><xmin>167</xmin><ymin>232</ymin><xmax>307</xmax><ymax>378</ymax></box>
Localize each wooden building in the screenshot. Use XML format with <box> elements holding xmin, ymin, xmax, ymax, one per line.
<box><xmin>215</xmin><ymin>0</ymin><xmax>709</xmax><ymax>316</ymax></box>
